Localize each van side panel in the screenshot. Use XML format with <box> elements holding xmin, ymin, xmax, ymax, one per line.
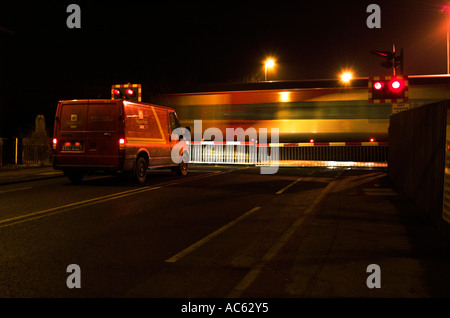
<box><xmin>124</xmin><ymin>104</ymin><xmax>170</xmax><ymax>167</ymax></box>
<box><xmin>168</xmin><ymin>111</ymin><xmax>183</xmax><ymax>165</ymax></box>
<box><xmin>154</xmin><ymin>108</ymin><xmax>172</xmax><ymax>165</ymax></box>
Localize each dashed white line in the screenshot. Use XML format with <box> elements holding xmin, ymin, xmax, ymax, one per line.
<box><xmin>227</xmin><ymin>170</ymin><xmax>343</xmax><ymax>298</ymax></box>
<box><xmin>275</xmin><ymin>177</ymin><xmax>303</xmax><ymax>195</ymax></box>
<box><xmin>165</xmin><ymin>206</ymin><xmax>261</xmax><ymax>263</ymax></box>
<box><xmin>275</xmin><ymin>169</ymin><xmax>315</xmax><ymax>195</ymax></box>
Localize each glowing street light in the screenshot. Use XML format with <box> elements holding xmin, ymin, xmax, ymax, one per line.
<box><xmin>264</xmin><ymin>58</ymin><xmax>275</xmax><ymax>81</ymax></box>
<box><xmin>440</xmin><ymin>4</ymin><xmax>450</xmax><ymax>74</ymax></box>
<box><xmin>340</xmin><ymin>71</ymin><xmax>353</xmax><ymax>84</ymax></box>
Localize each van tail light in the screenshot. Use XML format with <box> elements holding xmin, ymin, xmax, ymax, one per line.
<box><xmin>52</xmin><ymin>138</ymin><xmax>57</xmax><ymax>150</ymax></box>
<box><xmin>119</xmin><ymin>138</ymin><xmax>125</xmax><ymax>151</ymax></box>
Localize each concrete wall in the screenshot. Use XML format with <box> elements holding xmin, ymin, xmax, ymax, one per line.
<box><xmin>388</xmin><ymin>100</ymin><xmax>450</xmax><ymax>239</ymax></box>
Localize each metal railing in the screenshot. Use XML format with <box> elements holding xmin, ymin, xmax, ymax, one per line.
<box><xmin>1</xmin><ymin>137</ymin><xmax>388</xmax><ymax>168</ymax></box>
<box><xmin>187</xmin><ymin>141</ymin><xmax>388</xmax><ymax>167</ymax></box>
<box><xmin>22</xmin><ymin>138</ymin><xmax>53</xmax><ymax>166</ymax></box>
<box><xmin>0</xmin><ymin>137</ymin><xmax>53</xmax><ymax>167</ymax></box>
<box><xmin>188</xmin><ymin>141</ymin><xmax>258</xmax><ymax>164</ymax></box>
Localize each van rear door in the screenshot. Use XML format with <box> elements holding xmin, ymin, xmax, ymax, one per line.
<box><xmin>58</xmin><ymin>102</ymin><xmax>88</xmax><ymax>165</ymax></box>
<box><xmin>85</xmin><ymin>101</ymin><xmax>121</xmax><ymax>167</ymax></box>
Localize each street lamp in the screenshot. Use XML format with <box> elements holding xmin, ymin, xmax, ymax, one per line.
<box><xmin>440</xmin><ymin>4</ymin><xmax>450</xmax><ymax>74</ymax></box>
<box><xmin>340</xmin><ymin>71</ymin><xmax>353</xmax><ymax>84</ymax></box>
<box><xmin>264</xmin><ymin>58</ymin><xmax>275</xmax><ymax>81</ymax></box>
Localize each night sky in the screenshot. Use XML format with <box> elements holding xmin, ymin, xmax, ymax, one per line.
<box><xmin>0</xmin><ymin>0</ymin><xmax>449</xmax><ymax>136</ymax></box>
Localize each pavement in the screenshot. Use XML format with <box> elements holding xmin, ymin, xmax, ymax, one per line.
<box><xmin>1</xmin><ymin>164</ymin><xmax>450</xmax><ymax>303</ymax></box>
<box><xmin>238</xmin><ymin>169</ymin><xmax>450</xmax><ymax>299</ymax></box>
<box><xmin>122</xmin><ymin>167</ymin><xmax>450</xmax><ymax>302</ymax></box>
<box><xmin>0</xmin><ymin>165</ymin><xmax>64</xmax><ymax>185</ymax></box>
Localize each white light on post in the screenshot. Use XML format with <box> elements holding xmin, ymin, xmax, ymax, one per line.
<box><xmin>264</xmin><ymin>58</ymin><xmax>275</xmax><ymax>81</ymax></box>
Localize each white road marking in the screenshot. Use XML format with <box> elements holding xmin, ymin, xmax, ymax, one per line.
<box><xmin>275</xmin><ymin>169</ymin><xmax>315</xmax><ymax>195</ymax></box>
<box><xmin>165</xmin><ymin>206</ymin><xmax>261</xmax><ymax>263</ymax></box>
<box><xmin>275</xmin><ymin>177</ymin><xmax>303</xmax><ymax>195</ymax></box>
<box><xmin>227</xmin><ymin>170</ymin><xmax>343</xmax><ymax>298</ymax></box>
<box><xmin>0</xmin><ymin>187</ymin><xmax>33</xmax><ymax>194</ymax></box>
<box><xmin>0</xmin><ymin>171</ymin><xmax>227</xmax><ymax>229</ymax></box>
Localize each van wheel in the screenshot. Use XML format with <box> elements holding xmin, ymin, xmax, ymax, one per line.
<box><xmin>175</xmin><ymin>152</ymin><xmax>189</xmax><ymax>176</ymax></box>
<box><xmin>64</xmin><ymin>170</ymin><xmax>84</xmax><ymax>184</ymax></box>
<box><xmin>134</xmin><ymin>157</ymin><xmax>148</xmax><ymax>184</ymax></box>
<box><xmin>175</xmin><ymin>161</ymin><xmax>188</xmax><ymax>176</ymax></box>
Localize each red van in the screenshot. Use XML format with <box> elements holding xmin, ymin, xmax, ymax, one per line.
<box><xmin>52</xmin><ymin>99</ymin><xmax>189</xmax><ymax>184</ymax></box>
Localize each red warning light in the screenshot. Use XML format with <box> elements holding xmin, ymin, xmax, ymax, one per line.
<box><xmin>390</xmin><ymin>79</ymin><xmax>403</xmax><ymax>91</ymax></box>
<box><xmin>370</xmin><ymin>138</ymin><xmax>375</xmax><ymax>142</ymax></box>
<box><xmin>112</xmin><ymin>84</ymin><xmax>141</xmax><ymax>101</ymax></box>
<box><xmin>391</xmin><ymin>81</ymin><xmax>400</xmax><ymax>89</ymax></box>
<box><xmin>310</xmin><ymin>139</ymin><xmax>314</xmax><ymax>143</ymax></box>
<box><xmin>373</xmin><ymin>81</ymin><xmax>384</xmax><ymax>90</ymax></box>
<box><xmin>369</xmin><ymin>76</ymin><xmax>408</xmax><ymax>103</ymax></box>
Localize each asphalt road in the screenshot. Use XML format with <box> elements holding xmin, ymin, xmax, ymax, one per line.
<box><xmin>1</xmin><ymin>164</ymin><xmax>450</xmax><ymax>308</ymax></box>
<box><xmin>0</xmin><ymin>165</ymin><xmax>339</xmax><ymax>297</ymax></box>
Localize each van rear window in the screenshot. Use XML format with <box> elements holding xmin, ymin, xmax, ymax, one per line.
<box><xmin>87</xmin><ymin>103</ymin><xmax>118</xmax><ymax>131</ymax></box>
<box><xmin>60</xmin><ymin>104</ymin><xmax>88</xmax><ymax>131</ymax></box>
<box><xmin>60</xmin><ymin>103</ymin><xmax>118</xmax><ymax>131</ymax></box>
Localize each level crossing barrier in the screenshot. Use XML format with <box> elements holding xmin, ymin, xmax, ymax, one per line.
<box><xmin>186</xmin><ymin>140</ymin><xmax>388</xmax><ymax>167</ymax></box>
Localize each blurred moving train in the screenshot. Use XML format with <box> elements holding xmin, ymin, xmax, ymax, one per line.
<box><xmin>157</xmin><ymin>75</ymin><xmax>450</xmax><ymax>143</ymax></box>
